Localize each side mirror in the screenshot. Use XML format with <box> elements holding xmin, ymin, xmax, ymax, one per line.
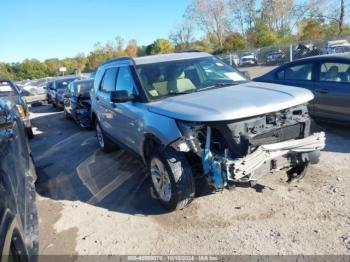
<box><xmin>110</xmin><ymin>90</ymin><xmax>134</xmax><ymax>103</ymax></box>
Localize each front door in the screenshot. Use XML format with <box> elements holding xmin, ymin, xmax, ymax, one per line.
<box><xmin>109</xmin><ymin>66</ymin><xmax>139</xmax><ymax>151</ymax></box>
<box><xmin>273</xmin><ymin>62</ymin><xmax>316</xmax><ymax>113</ymax></box>
<box><xmin>95</xmin><ymin>67</ymin><xmax>119</xmax><ymax>136</ymax></box>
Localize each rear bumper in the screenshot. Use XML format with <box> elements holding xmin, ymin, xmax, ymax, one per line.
<box><xmin>230</xmin><ymin>132</ymin><xmax>326</xmax><ymax>180</ymax></box>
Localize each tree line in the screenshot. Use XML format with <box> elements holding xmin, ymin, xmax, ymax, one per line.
<box><xmin>1</xmin><ymin>0</ymin><xmax>349</xmax><ymax>80</ymax></box>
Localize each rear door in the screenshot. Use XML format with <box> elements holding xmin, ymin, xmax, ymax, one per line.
<box><xmin>313</xmin><ymin>61</ymin><xmax>350</xmax><ymax>121</ymax></box>
<box><xmin>95</xmin><ymin>67</ymin><xmax>118</xmax><ymax>136</ymax></box>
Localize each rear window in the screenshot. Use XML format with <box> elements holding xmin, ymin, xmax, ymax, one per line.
<box><xmin>75</xmin><ymin>81</ymin><xmax>94</xmax><ymax>94</ymax></box>
<box><xmin>56</xmin><ymin>78</ymin><xmax>76</xmax><ymax>89</ymax></box>
<box><xmin>319</xmin><ymin>62</ymin><xmax>350</xmax><ymax>83</ymax></box>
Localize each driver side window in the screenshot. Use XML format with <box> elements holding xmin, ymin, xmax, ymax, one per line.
<box><xmin>100</xmin><ymin>67</ymin><xmax>118</xmax><ymax>93</ymax></box>
<box><xmin>115</xmin><ymin>66</ymin><xmax>136</xmax><ymax>96</ymax></box>
<box><xmin>276</xmin><ymin>63</ymin><xmax>313</xmax><ymax>81</ymax></box>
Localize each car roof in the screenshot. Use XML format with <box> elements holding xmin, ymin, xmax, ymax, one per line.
<box><xmin>54</xmin><ymin>76</ymin><xmax>77</xmax><ymax>82</ymax></box>
<box><xmin>72</xmin><ymin>79</ymin><xmax>94</xmax><ymax>84</ymax></box>
<box><xmin>133</xmin><ymin>52</ymin><xmax>212</xmax><ymax>65</ymax></box>
<box><xmin>295</xmin><ymin>54</ymin><xmax>350</xmax><ymax>62</ymax></box>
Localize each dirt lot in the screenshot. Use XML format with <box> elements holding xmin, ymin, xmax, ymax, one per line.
<box><xmin>30</xmin><ymin>66</ymin><xmax>350</xmax><ymax>256</ymax></box>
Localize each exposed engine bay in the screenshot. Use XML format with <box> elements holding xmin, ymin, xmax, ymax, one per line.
<box><xmin>172</xmin><ymin>103</ymin><xmax>326</xmax><ymax>189</ymax></box>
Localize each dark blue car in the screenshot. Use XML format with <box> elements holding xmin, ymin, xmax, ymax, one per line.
<box><xmin>254</xmin><ymin>54</ymin><xmax>350</xmax><ymax>123</ymax></box>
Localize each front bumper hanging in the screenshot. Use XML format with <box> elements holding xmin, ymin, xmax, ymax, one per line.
<box><xmin>230</xmin><ymin>132</ymin><xmax>326</xmax><ymax>180</ymax></box>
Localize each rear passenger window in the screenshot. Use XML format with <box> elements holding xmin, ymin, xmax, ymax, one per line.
<box><xmin>100</xmin><ymin>67</ymin><xmax>118</xmax><ymax>92</ymax></box>
<box><xmin>276</xmin><ymin>64</ymin><xmax>313</xmax><ymax>81</ymax></box>
<box><xmin>320</xmin><ymin>62</ymin><xmax>350</xmax><ymax>83</ymax></box>
<box><xmin>115</xmin><ymin>66</ymin><xmax>136</xmax><ymax>95</ymax></box>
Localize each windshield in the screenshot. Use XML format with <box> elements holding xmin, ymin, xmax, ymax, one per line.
<box><xmin>56</xmin><ymin>78</ymin><xmax>76</xmax><ymax>89</ymax></box>
<box><xmin>75</xmin><ymin>80</ymin><xmax>93</xmax><ymax>95</ymax></box>
<box><xmin>136</xmin><ymin>56</ymin><xmax>248</xmax><ymax>99</ymax></box>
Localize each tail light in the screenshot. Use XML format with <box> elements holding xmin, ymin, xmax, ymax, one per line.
<box><xmin>16</xmin><ymin>104</ymin><xmax>26</xmax><ymax>118</ymax></box>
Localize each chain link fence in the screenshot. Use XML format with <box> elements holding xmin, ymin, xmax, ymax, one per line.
<box><xmin>217</xmin><ymin>34</ymin><xmax>350</xmax><ymax>68</ymax></box>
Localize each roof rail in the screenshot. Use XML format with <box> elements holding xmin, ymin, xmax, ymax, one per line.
<box><xmin>175</xmin><ymin>49</ymin><xmax>202</xmax><ymax>53</ymax></box>
<box><xmin>100</xmin><ymin>56</ymin><xmax>132</xmax><ymax>66</ymax></box>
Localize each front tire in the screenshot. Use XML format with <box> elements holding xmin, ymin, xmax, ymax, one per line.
<box><xmin>95</xmin><ymin>120</ymin><xmax>116</xmax><ymax>153</ymax></box>
<box><xmin>148</xmin><ymin>148</ymin><xmax>195</xmax><ymax>211</ymax></box>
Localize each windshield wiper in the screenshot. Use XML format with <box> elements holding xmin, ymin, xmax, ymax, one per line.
<box><xmin>168</xmin><ymin>89</ymin><xmax>197</xmax><ymax>96</ymax></box>
<box><xmin>199</xmin><ymin>82</ymin><xmax>236</xmax><ymax>91</ymax></box>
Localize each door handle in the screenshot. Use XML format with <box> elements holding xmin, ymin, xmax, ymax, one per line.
<box><xmin>318</xmin><ymin>88</ymin><xmax>329</xmax><ymax>94</ymax></box>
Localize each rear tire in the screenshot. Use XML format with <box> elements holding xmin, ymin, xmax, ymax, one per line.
<box><xmin>63</xmin><ymin>108</ymin><xmax>69</xmax><ymax>119</ymax></box>
<box><xmin>95</xmin><ymin>120</ymin><xmax>116</xmax><ymax>153</ymax></box>
<box><xmin>148</xmin><ymin>147</ymin><xmax>195</xmax><ymax>211</ymax></box>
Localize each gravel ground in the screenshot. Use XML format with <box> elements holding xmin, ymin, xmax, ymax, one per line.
<box><xmin>29</xmin><ymin>66</ymin><xmax>350</xmax><ymax>256</ymax></box>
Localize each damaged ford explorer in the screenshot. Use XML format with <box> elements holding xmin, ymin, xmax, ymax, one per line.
<box><xmin>91</xmin><ymin>52</ymin><xmax>326</xmax><ymax>211</ymax></box>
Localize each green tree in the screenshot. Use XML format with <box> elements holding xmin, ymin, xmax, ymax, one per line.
<box><xmin>73</xmin><ymin>53</ymin><xmax>87</xmax><ymax>74</ymax></box>
<box><xmin>254</xmin><ymin>20</ymin><xmax>280</xmax><ymax>47</ymax></box>
<box><xmin>149</xmin><ymin>39</ymin><xmax>175</xmax><ymax>55</ymax></box>
<box><xmin>0</xmin><ymin>62</ymin><xmax>15</xmax><ymax>79</ymax></box>
<box><xmin>192</xmin><ymin>35</ymin><xmax>216</xmax><ymax>53</ymax></box>
<box><xmin>137</xmin><ymin>45</ymin><xmax>148</xmax><ymax>56</ymax></box>
<box><xmin>298</xmin><ymin>19</ymin><xmax>326</xmax><ymax>41</ymax></box>
<box><xmin>44</xmin><ymin>58</ymin><xmax>60</xmax><ymax>76</ymax></box>
<box><xmin>223</xmin><ymin>32</ymin><xmax>247</xmax><ymax>51</ymax></box>
<box><xmin>13</xmin><ymin>59</ymin><xmax>47</xmax><ymax>80</ymax></box>
<box><xmin>125</xmin><ymin>40</ymin><xmax>138</xmax><ymax>57</ymax></box>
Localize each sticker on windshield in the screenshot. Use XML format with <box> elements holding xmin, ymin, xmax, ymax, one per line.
<box><xmin>224</xmin><ymin>72</ymin><xmax>246</xmax><ymax>81</ymax></box>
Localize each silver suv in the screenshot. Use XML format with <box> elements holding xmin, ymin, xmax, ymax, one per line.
<box><xmin>91</xmin><ymin>52</ymin><xmax>325</xmax><ymax>211</ymax></box>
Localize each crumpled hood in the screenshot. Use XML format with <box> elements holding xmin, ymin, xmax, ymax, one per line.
<box><xmin>147</xmin><ymin>82</ymin><xmax>314</xmax><ymax>122</ymax></box>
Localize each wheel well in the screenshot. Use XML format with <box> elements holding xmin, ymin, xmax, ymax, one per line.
<box><xmin>91</xmin><ymin>112</ymin><xmax>97</xmax><ymax>125</ymax></box>
<box><xmin>142</xmin><ymin>135</ymin><xmax>162</xmax><ymax>163</ymax></box>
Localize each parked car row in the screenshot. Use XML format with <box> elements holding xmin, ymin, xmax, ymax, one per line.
<box><xmin>46</xmin><ymin>76</ymin><xmax>78</xmax><ymax>108</ymax></box>
<box><xmin>46</xmin><ymin>76</ymin><xmax>94</xmax><ymax>128</ymax></box>
<box><xmin>63</xmin><ymin>79</ymin><xmax>94</xmax><ymax>128</ymax></box>
<box><xmin>222</xmin><ymin>40</ymin><xmax>350</xmax><ymax>68</ymax></box>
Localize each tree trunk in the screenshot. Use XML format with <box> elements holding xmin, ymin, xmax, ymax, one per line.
<box><xmin>339</xmin><ymin>0</ymin><xmax>345</xmax><ymax>35</ymax></box>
